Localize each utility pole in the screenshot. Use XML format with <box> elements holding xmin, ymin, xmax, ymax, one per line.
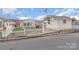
<box><xmin>42</xmin><ymin>8</ymin><xmax>48</xmax><ymax>34</ymax></box>
<box><xmin>44</xmin><ymin>8</ymin><xmax>47</xmax><ymax>16</ymax></box>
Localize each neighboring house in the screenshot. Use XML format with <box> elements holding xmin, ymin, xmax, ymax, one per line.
<box><xmin>19</xmin><ymin>19</ymin><xmax>35</xmax><ymax>28</ymax></box>
<box><xmin>0</xmin><ymin>17</ymin><xmax>17</xmax><ymax>32</ymax></box>
<box><xmin>37</xmin><ymin>15</ymin><xmax>72</xmax><ymax>31</ymax></box>
<box><xmin>0</xmin><ymin>17</ymin><xmax>16</xmax><ymax>37</ymax></box>
<box><xmin>0</xmin><ymin>17</ymin><xmax>36</xmax><ymax>30</ymax></box>
<box><xmin>0</xmin><ymin>17</ymin><xmax>4</xmax><ymax>31</ymax></box>
<box><xmin>35</xmin><ymin>20</ymin><xmax>43</xmax><ymax>28</ymax></box>
<box><xmin>0</xmin><ymin>15</ymin><xmax>73</xmax><ymax>32</ymax></box>
<box><xmin>72</xmin><ymin>20</ymin><xmax>79</xmax><ymax>29</ymax></box>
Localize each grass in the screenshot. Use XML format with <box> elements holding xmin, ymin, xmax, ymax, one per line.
<box><xmin>13</xmin><ymin>27</ymin><xmax>23</xmax><ymax>31</ymax></box>
<box><xmin>0</xmin><ymin>32</ymin><xmax>2</xmax><ymax>38</ymax></box>
<box><xmin>9</xmin><ymin>28</ymin><xmax>42</xmax><ymax>37</ymax></box>
<box><xmin>0</xmin><ymin>27</ymin><xmax>42</xmax><ymax>38</ymax></box>
<box><xmin>13</xmin><ymin>27</ymin><xmax>35</xmax><ymax>31</ymax></box>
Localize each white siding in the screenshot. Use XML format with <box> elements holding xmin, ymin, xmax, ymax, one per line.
<box><xmin>44</xmin><ymin>18</ymin><xmax>58</xmax><ymax>30</ymax></box>
<box><xmin>57</xmin><ymin>19</ymin><xmax>72</xmax><ymax>30</ymax></box>
<box><xmin>20</xmin><ymin>20</ymin><xmax>35</xmax><ymax>28</ymax></box>
<box><xmin>44</xmin><ymin>16</ymin><xmax>72</xmax><ymax>31</ymax></box>
<box><xmin>72</xmin><ymin>25</ymin><xmax>79</xmax><ymax>29</ymax></box>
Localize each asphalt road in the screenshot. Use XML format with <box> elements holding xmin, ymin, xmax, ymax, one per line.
<box><xmin>0</xmin><ymin>33</ymin><xmax>79</xmax><ymax>50</ymax></box>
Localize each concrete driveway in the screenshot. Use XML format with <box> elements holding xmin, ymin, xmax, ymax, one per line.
<box><xmin>0</xmin><ymin>33</ymin><xmax>79</xmax><ymax>50</ymax></box>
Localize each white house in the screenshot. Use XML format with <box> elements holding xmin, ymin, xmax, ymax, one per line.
<box><xmin>38</xmin><ymin>15</ymin><xmax>72</xmax><ymax>31</ymax></box>
<box><xmin>72</xmin><ymin>20</ymin><xmax>79</xmax><ymax>29</ymax></box>
<box><xmin>0</xmin><ymin>18</ymin><xmax>3</xmax><ymax>31</ymax></box>
<box><xmin>19</xmin><ymin>19</ymin><xmax>35</xmax><ymax>28</ymax></box>
<box><xmin>0</xmin><ymin>17</ymin><xmax>16</xmax><ymax>37</ymax></box>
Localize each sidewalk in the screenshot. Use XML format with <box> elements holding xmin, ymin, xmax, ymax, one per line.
<box><xmin>0</xmin><ymin>29</ymin><xmax>79</xmax><ymax>42</ymax></box>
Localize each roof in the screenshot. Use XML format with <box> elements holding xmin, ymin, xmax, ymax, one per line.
<box><xmin>0</xmin><ymin>17</ymin><xmax>35</xmax><ymax>22</ymax></box>
<box><xmin>0</xmin><ymin>17</ymin><xmax>7</xmax><ymax>20</ymax></box>
<box><xmin>0</xmin><ymin>15</ymin><xmax>71</xmax><ymax>22</ymax></box>
<box><xmin>37</xmin><ymin>15</ymin><xmax>72</xmax><ymax>23</ymax></box>
<box><xmin>50</xmin><ymin>15</ymin><xmax>71</xmax><ymax>19</ymax></box>
<box><xmin>44</xmin><ymin>15</ymin><xmax>71</xmax><ymax>20</ymax></box>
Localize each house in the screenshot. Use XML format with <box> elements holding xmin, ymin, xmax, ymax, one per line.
<box><xmin>72</xmin><ymin>20</ymin><xmax>79</xmax><ymax>29</ymax></box>
<box><xmin>0</xmin><ymin>17</ymin><xmax>36</xmax><ymax>37</ymax></box>
<box><xmin>0</xmin><ymin>17</ymin><xmax>4</xmax><ymax>31</ymax></box>
<box><xmin>0</xmin><ymin>17</ymin><xmax>36</xmax><ymax>30</ymax></box>
<box><xmin>0</xmin><ymin>15</ymin><xmax>73</xmax><ymax>32</ymax></box>
<box><xmin>0</xmin><ymin>17</ymin><xmax>16</xmax><ymax>37</ymax></box>
<box><xmin>37</xmin><ymin>15</ymin><xmax>72</xmax><ymax>31</ymax></box>
<box><xmin>35</xmin><ymin>20</ymin><xmax>43</xmax><ymax>28</ymax></box>
<box><xmin>19</xmin><ymin>19</ymin><xmax>35</xmax><ymax>29</ymax></box>
<box><xmin>0</xmin><ymin>17</ymin><xmax>16</xmax><ymax>33</ymax></box>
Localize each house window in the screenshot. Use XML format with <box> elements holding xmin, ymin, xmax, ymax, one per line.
<box><xmin>23</xmin><ymin>23</ymin><xmax>27</xmax><ymax>26</ymax></box>
<box><xmin>6</xmin><ymin>23</ymin><xmax>8</xmax><ymax>26</ymax></box>
<box><xmin>44</xmin><ymin>22</ymin><xmax>47</xmax><ymax>28</ymax></box>
<box><xmin>0</xmin><ymin>21</ymin><xmax>2</xmax><ymax>28</ymax></box>
<box><xmin>27</xmin><ymin>22</ymin><xmax>31</xmax><ymax>26</ymax></box>
<box><xmin>63</xmin><ymin>20</ymin><xmax>66</xmax><ymax>24</ymax></box>
<box><xmin>54</xmin><ymin>19</ymin><xmax>56</xmax><ymax>20</ymax></box>
<box><xmin>48</xmin><ymin>19</ymin><xmax>50</xmax><ymax>24</ymax></box>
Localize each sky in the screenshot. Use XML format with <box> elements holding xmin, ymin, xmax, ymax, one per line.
<box><xmin>0</xmin><ymin>8</ymin><xmax>79</xmax><ymax>20</ymax></box>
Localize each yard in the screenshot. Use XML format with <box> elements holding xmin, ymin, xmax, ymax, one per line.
<box><xmin>0</xmin><ymin>32</ymin><xmax>2</xmax><ymax>39</ymax></box>
<box><xmin>8</xmin><ymin>27</ymin><xmax>43</xmax><ymax>38</ymax></box>
<box><xmin>13</xmin><ymin>27</ymin><xmax>23</xmax><ymax>31</ymax></box>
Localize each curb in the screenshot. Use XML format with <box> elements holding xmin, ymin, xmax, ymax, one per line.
<box><xmin>0</xmin><ymin>34</ymin><xmax>45</xmax><ymax>42</ymax></box>
<box><xmin>0</xmin><ymin>30</ymin><xmax>79</xmax><ymax>42</ymax></box>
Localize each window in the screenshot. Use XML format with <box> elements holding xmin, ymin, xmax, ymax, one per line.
<box><xmin>6</xmin><ymin>23</ymin><xmax>8</xmax><ymax>26</ymax></box>
<box><xmin>0</xmin><ymin>21</ymin><xmax>2</xmax><ymax>28</ymax></box>
<box><xmin>48</xmin><ymin>19</ymin><xmax>50</xmax><ymax>24</ymax></box>
<box><xmin>23</xmin><ymin>22</ymin><xmax>32</xmax><ymax>27</ymax></box>
<box><xmin>23</xmin><ymin>23</ymin><xmax>27</xmax><ymax>26</ymax></box>
<box><xmin>44</xmin><ymin>22</ymin><xmax>47</xmax><ymax>28</ymax></box>
<box><xmin>27</xmin><ymin>22</ymin><xmax>31</xmax><ymax>26</ymax></box>
<box><xmin>63</xmin><ymin>20</ymin><xmax>66</xmax><ymax>24</ymax></box>
<box><xmin>54</xmin><ymin>18</ymin><xmax>56</xmax><ymax>20</ymax></box>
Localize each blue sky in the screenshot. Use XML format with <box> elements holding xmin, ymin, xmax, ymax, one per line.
<box><xmin>0</xmin><ymin>8</ymin><xmax>79</xmax><ymax>20</ymax></box>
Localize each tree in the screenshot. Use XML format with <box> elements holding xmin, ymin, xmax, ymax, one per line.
<box><xmin>72</xmin><ymin>17</ymin><xmax>76</xmax><ymax>21</ymax></box>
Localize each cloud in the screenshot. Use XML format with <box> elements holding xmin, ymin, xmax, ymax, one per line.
<box><xmin>70</xmin><ymin>16</ymin><xmax>79</xmax><ymax>20</ymax></box>
<box><xmin>1</xmin><ymin>8</ymin><xmax>23</xmax><ymax>16</ymax></box>
<box><xmin>75</xmin><ymin>16</ymin><xmax>79</xmax><ymax>20</ymax></box>
<box><xmin>35</xmin><ymin>15</ymin><xmax>46</xmax><ymax>20</ymax></box>
<box><xmin>18</xmin><ymin>16</ymin><xmax>33</xmax><ymax>20</ymax></box>
<box><xmin>56</xmin><ymin>8</ymin><xmax>79</xmax><ymax>16</ymax></box>
<box><xmin>17</xmin><ymin>11</ymin><xmax>22</xmax><ymax>15</ymax></box>
<box><xmin>55</xmin><ymin>8</ymin><xmax>79</xmax><ymax>20</ymax></box>
<box><xmin>56</xmin><ymin>8</ymin><xmax>73</xmax><ymax>16</ymax></box>
<box><xmin>54</xmin><ymin>10</ymin><xmax>59</xmax><ymax>13</ymax></box>
<box><xmin>1</xmin><ymin>8</ymin><xmax>17</xmax><ymax>16</ymax></box>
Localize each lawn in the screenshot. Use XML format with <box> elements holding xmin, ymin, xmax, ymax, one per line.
<box><xmin>13</xmin><ymin>27</ymin><xmax>23</xmax><ymax>31</ymax></box>
<box><xmin>9</xmin><ymin>28</ymin><xmax>42</xmax><ymax>37</ymax></box>
<box><xmin>0</xmin><ymin>32</ymin><xmax>2</xmax><ymax>38</ymax></box>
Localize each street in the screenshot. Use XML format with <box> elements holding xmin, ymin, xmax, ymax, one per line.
<box><xmin>0</xmin><ymin>33</ymin><xmax>79</xmax><ymax>50</ymax></box>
